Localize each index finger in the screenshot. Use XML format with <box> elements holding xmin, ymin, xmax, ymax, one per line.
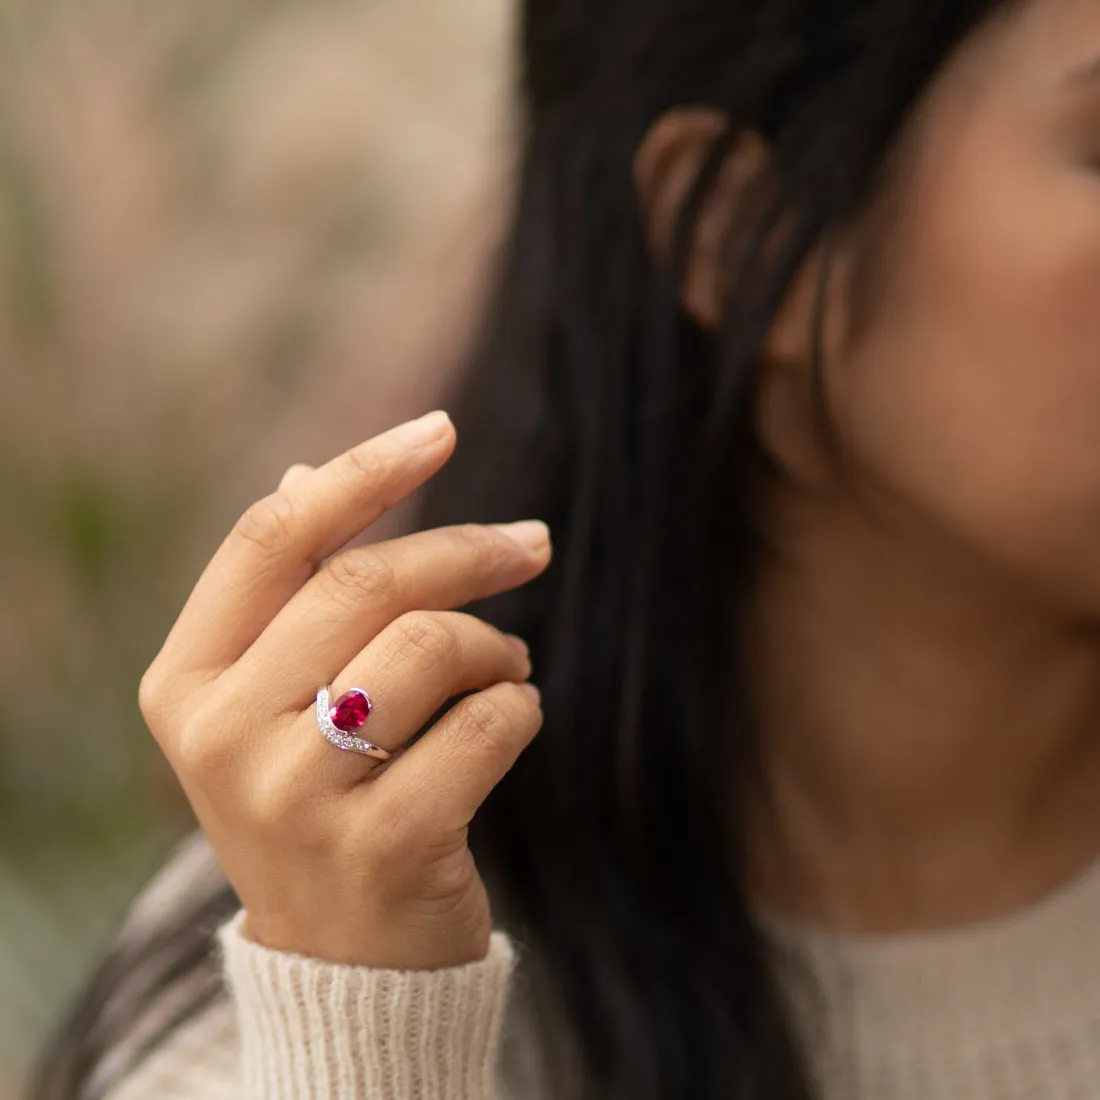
<box><xmin>156</xmin><ymin>410</ymin><xmax>455</xmax><ymax>682</ymax></box>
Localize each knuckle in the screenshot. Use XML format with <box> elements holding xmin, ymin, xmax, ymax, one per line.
<box><xmin>138</xmin><ymin>666</ymin><xmax>169</xmax><ymax>726</ymax></box>
<box><xmin>457</xmin><ymin>691</ymin><xmax>512</xmax><ymax>747</ymax></box>
<box><xmin>345</xmin><ymin>443</ymin><xmax>387</xmax><ymax>483</ymax></box>
<box><xmin>173</xmin><ymin>722</ymin><xmax>222</xmax><ymax>777</ymax></box>
<box><xmin>246</xmin><ymin>781</ymin><xmax>293</xmax><ymax>833</ymax></box>
<box><xmin>235</xmin><ymin>492</ymin><xmax>301</xmax><ymax>555</ymax></box>
<box><xmin>172</xmin><ymin>703</ymin><xmax>234</xmax><ymax>777</ymax></box>
<box><xmin>321</xmin><ymin>549</ymin><xmax>396</xmax><ymax>607</ymax></box>
<box><xmin>391</xmin><ymin>610</ymin><xmax>459</xmax><ymax>671</ymax></box>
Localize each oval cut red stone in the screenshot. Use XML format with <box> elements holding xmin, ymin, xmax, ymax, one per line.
<box><xmin>330</xmin><ymin>689</ymin><xmax>372</xmax><ymax>733</ymax></box>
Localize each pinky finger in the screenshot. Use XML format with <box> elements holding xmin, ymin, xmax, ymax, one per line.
<box><xmin>375</xmin><ymin>680</ymin><xmax>543</xmax><ymax>831</ymax></box>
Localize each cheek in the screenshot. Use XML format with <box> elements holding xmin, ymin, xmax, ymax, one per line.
<box><xmin>830</xmin><ymin>145</ymin><xmax>1100</xmax><ymax>603</ymax></box>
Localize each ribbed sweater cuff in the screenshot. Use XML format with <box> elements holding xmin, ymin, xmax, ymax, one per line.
<box><xmin>215</xmin><ymin>909</ymin><xmax>518</xmax><ymax>1100</ymax></box>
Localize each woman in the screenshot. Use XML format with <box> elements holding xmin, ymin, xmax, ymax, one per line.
<box><xmin>27</xmin><ymin>0</ymin><xmax>1100</xmax><ymax>1096</ymax></box>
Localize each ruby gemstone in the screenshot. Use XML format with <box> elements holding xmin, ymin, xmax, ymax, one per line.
<box><xmin>330</xmin><ymin>689</ymin><xmax>372</xmax><ymax>733</ymax></box>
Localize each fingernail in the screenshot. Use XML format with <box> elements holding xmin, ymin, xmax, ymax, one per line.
<box><xmin>494</xmin><ymin>520</ymin><xmax>551</xmax><ymax>553</ymax></box>
<box><xmin>389</xmin><ymin>410</ymin><xmax>452</xmax><ymax>446</ymax></box>
<box><xmin>507</xmin><ymin>633</ymin><xmax>530</xmax><ymax>658</ymax></box>
<box><xmin>521</xmin><ymin>683</ymin><xmax>542</xmax><ymax>705</ymax></box>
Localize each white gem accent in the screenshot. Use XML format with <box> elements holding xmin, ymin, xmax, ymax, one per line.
<box><xmin>315</xmin><ymin>686</ymin><xmax>393</xmax><ymax>760</ymax></box>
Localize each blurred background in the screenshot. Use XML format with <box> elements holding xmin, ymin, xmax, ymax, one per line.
<box><xmin>0</xmin><ymin>0</ymin><xmax>514</xmax><ymax>1093</ymax></box>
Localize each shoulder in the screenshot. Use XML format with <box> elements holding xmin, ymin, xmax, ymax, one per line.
<box><xmin>110</xmin><ymin>827</ymin><xmax>233</xmax><ymax>952</ymax></box>
<box><xmin>101</xmin><ymin>993</ymin><xmax>238</xmax><ymax>1100</ymax></box>
<box><xmin>91</xmin><ymin>828</ymin><xmax>240</xmax><ymax>1100</ymax></box>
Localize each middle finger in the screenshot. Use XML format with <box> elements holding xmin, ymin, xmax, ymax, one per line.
<box><xmin>230</xmin><ymin>520</ymin><xmax>552</xmax><ymax>710</ymax></box>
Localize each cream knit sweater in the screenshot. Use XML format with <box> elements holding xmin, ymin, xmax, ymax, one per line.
<box><xmin>93</xmin><ymin>828</ymin><xmax>1100</xmax><ymax>1100</ymax></box>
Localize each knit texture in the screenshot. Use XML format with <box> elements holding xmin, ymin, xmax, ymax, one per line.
<box><xmin>101</xmin><ymin>830</ymin><xmax>1100</xmax><ymax>1100</ymax></box>
<box><xmin>761</xmin><ymin>851</ymin><xmax>1100</xmax><ymax>1099</ymax></box>
<box><xmin>216</xmin><ymin>911</ymin><xmax>517</xmax><ymax>1100</ymax></box>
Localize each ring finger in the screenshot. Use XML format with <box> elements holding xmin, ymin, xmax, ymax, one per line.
<box><xmin>267</xmin><ymin>610</ymin><xmax>533</xmax><ymax>793</ymax></box>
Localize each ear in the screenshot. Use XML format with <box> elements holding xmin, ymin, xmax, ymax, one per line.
<box><xmin>633</xmin><ymin>107</ymin><xmax>769</xmax><ymax>330</ymax></box>
<box><xmin>635</xmin><ymin>107</ymin><xmax>852</xmax><ymax>484</ymax></box>
<box><xmin>634</xmin><ymin>107</ymin><xmax>832</xmax><ymax>360</ymax></box>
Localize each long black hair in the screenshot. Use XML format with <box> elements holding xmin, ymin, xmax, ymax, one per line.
<box><xmin>29</xmin><ymin>1</ymin><xmax>1016</xmax><ymax>1098</ymax></box>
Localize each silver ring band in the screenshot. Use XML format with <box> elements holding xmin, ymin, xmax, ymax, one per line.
<box><xmin>315</xmin><ymin>686</ymin><xmax>393</xmax><ymax>760</ymax></box>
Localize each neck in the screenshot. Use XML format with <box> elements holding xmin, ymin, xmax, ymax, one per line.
<box><xmin>738</xmin><ymin>495</ymin><xmax>1100</xmax><ymax>935</ymax></box>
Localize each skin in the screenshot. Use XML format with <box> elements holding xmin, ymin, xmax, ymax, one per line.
<box><xmin>639</xmin><ymin>0</ymin><xmax>1100</xmax><ymax>934</ymax></box>
<box><xmin>146</xmin><ymin>0</ymin><xmax>1100</xmax><ymax>964</ymax></box>
<box><xmin>140</xmin><ymin>412</ymin><xmax>552</xmax><ymax>968</ymax></box>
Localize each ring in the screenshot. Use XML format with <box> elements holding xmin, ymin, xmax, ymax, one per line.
<box><xmin>315</xmin><ymin>686</ymin><xmax>393</xmax><ymax>761</ymax></box>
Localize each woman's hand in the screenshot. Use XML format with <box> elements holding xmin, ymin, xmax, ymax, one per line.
<box><xmin>138</xmin><ymin>411</ymin><xmax>552</xmax><ymax>970</ymax></box>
